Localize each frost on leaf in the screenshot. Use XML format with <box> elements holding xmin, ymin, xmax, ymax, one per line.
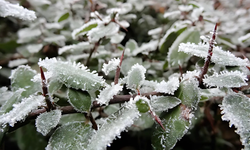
<box><xmin>36</xmin><ymin>109</ymin><xmax>62</xmax><ymax>136</ymax></box>
<box><xmin>167</xmin><ymin>28</ymin><xmax>200</xmax><ymax>67</ymax></box>
<box><xmin>10</xmin><ymin>65</ymin><xmax>42</xmax><ymax>98</ymax></box>
<box><xmin>152</xmin><ymin>105</ymin><xmax>192</xmax><ymax>150</ymax></box>
<box><xmin>46</xmin><ymin>122</ymin><xmax>93</xmax><ymax>150</ymax></box>
<box><xmin>38</xmin><ymin>58</ymin><xmax>105</xmax><ymax>91</ymax></box>
<box><xmin>121</xmin><ymin>57</ymin><xmax>142</xmax><ymax>75</ymax></box>
<box><xmin>88</xmin><ymin>22</ymin><xmax>120</xmax><ymax>42</ymax></box>
<box><xmin>126</xmin><ymin>64</ymin><xmax>146</xmax><ymax>90</ymax></box>
<box><xmin>8</xmin><ymin>58</ymin><xmax>28</xmax><ymax>68</ymax></box>
<box><xmin>96</xmin><ymin>83</ymin><xmax>123</xmax><ymax>105</ymax></box>
<box><xmin>203</xmin><ymin>71</ymin><xmax>248</xmax><ymax>88</ymax></box>
<box><xmin>72</xmin><ymin>20</ymin><xmax>98</xmax><ymax>39</ymax></box>
<box><xmin>220</xmin><ymin>93</ymin><xmax>250</xmax><ymax>150</ymax></box>
<box><xmin>67</xmin><ymin>88</ymin><xmax>92</xmax><ymax>113</ymax></box>
<box><xmin>150</xmin><ymin>95</ymin><xmax>181</xmax><ymax>113</ymax></box>
<box><xmin>155</xmin><ymin>76</ymin><xmax>179</xmax><ymax>95</ymax></box>
<box><xmin>58</xmin><ymin>42</ymin><xmax>94</xmax><ymax>55</ymax></box>
<box><xmin>0</xmin><ymin>0</ymin><xmax>36</xmax><ymax>21</ymax></box>
<box><xmin>178</xmin><ymin>42</ymin><xmax>249</xmax><ymax>66</ymax></box>
<box><xmin>87</xmin><ymin>98</ymin><xmax>140</xmax><ymax>150</ymax></box>
<box><xmin>0</xmin><ymin>95</ymin><xmax>45</xmax><ymax>127</ymax></box>
<box><xmin>102</xmin><ymin>58</ymin><xmax>120</xmax><ymax>75</ymax></box>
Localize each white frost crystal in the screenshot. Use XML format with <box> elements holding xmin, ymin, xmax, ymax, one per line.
<box><xmin>0</xmin><ymin>95</ymin><xmax>45</xmax><ymax>127</ymax></box>
<box><xmin>155</xmin><ymin>76</ymin><xmax>180</xmax><ymax>94</ymax></box>
<box><xmin>36</xmin><ymin>109</ymin><xmax>62</xmax><ymax>136</ymax></box>
<box><xmin>127</xmin><ymin>64</ymin><xmax>146</xmax><ymax>90</ymax></box>
<box><xmin>0</xmin><ymin>0</ymin><xmax>36</xmax><ymax>21</ymax></box>
<box><xmin>178</xmin><ymin>42</ymin><xmax>249</xmax><ymax>66</ymax></box>
<box><xmin>59</xmin><ymin>42</ymin><xmax>94</xmax><ymax>55</ymax></box>
<box><xmin>102</xmin><ymin>58</ymin><xmax>120</xmax><ymax>75</ymax></box>
<box><xmin>96</xmin><ymin>83</ymin><xmax>123</xmax><ymax>105</ymax></box>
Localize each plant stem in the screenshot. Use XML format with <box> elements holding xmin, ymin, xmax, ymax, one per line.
<box><xmin>199</xmin><ymin>23</ymin><xmax>218</xmax><ymax>87</ymax></box>
<box><xmin>86</xmin><ymin>39</ymin><xmax>101</xmax><ymax>66</ymax></box>
<box><xmin>114</xmin><ymin>49</ymin><xmax>125</xmax><ymax>84</ymax></box>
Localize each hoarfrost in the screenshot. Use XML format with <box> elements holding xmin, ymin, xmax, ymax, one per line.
<box><xmin>96</xmin><ymin>83</ymin><xmax>123</xmax><ymax>105</ymax></box>
<box><xmin>150</xmin><ymin>95</ymin><xmax>181</xmax><ymax>113</ymax></box>
<box><xmin>26</xmin><ymin>44</ymin><xmax>43</xmax><ymax>53</ymax></box>
<box><xmin>155</xmin><ymin>76</ymin><xmax>179</xmax><ymax>95</ymax></box>
<box><xmin>102</xmin><ymin>58</ymin><xmax>120</xmax><ymax>75</ymax></box>
<box><xmin>72</xmin><ymin>20</ymin><xmax>99</xmax><ymax>39</ymax></box>
<box><xmin>0</xmin><ymin>95</ymin><xmax>45</xmax><ymax>127</ymax></box>
<box><xmin>0</xmin><ymin>0</ymin><xmax>36</xmax><ymax>21</ymax></box>
<box><xmin>36</xmin><ymin>109</ymin><xmax>62</xmax><ymax>136</ymax></box>
<box><xmin>178</xmin><ymin>42</ymin><xmax>249</xmax><ymax>66</ymax></box>
<box><xmin>203</xmin><ymin>71</ymin><xmax>248</xmax><ymax>88</ymax></box>
<box><xmin>127</xmin><ymin>64</ymin><xmax>146</xmax><ymax>90</ymax></box>
<box><xmin>58</xmin><ymin>42</ymin><xmax>94</xmax><ymax>55</ymax></box>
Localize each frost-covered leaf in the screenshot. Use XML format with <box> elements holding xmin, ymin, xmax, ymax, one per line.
<box><xmin>0</xmin><ymin>87</ymin><xmax>13</xmax><ymax>106</ymax></box>
<box><xmin>38</xmin><ymin>58</ymin><xmax>105</xmax><ymax>91</ymax></box>
<box><xmin>175</xmin><ymin>78</ymin><xmax>200</xmax><ymax>108</ymax></box>
<box><xmin>72</xmin><ymin>20</ymin><xmax>98</xmax><ymax>39</ymax></box>
<box><xmin>132</xmin><ymin>40</ymin><xmax>158</xmax><ymax>56</ymax></box>
<box><xmin>17</xmin><ymin>28</ymin><xmax>41</xmax><ymax>43</ymax></box>
<box><xmin>8</xmin><ymin>58</ymin><xmax>28</xmax><ymax>68</ymax></box>
<box><xmin>26</xmin><ymin>44</ymin><xmax>43</xmax><ymax>53</ymax></box>
<box><xmin>0</xmin><ymin>89</ymin><xmax>24</xmax><ymax>115</ymax></box>
<box><xmin>121</xmin><ymin>57</ymin><xmax>142</xmax><ymax>75</ymax></box>
<box><xmin>0</xmin><ymin>95</ymin><xmax>45</xmax><ymax>127</ymax></box>
<box><xmin>88</xmin><ymin>22</ymin><xmax>120</xmax><ymax>42</ymax></box>
<box><xmin>68</xmin><ymin>88</ymin><xmax>92</xmax><ymax>113</ymax></box>
<box><xmin>44</xmin><ymin>35</ymin><xmax>66</xmax><ymax>46</ymax></box>
<box><xmin>46</xmin><ymin>122</ymin><xmax>93</xmax><ymax>150</ymax></box>
<box><xmin>36</xmin><ymin>109</ymin><xmax>62</xmax><ymax>136</ymax></box>
<box><xmin>168</xmin><ymin>28</ymin><xmax>200</xmax><ymax>67</ymax></box>
<box><xmin>178</xmin><ymin>42</ymin><xmax>249</xmax><ymax>66</ymax></box>
<box><xmin>200</xmin><ymin>88</ymin><xmax>226</xmax><ymax>101</ymax></box>
<box><xmin>48</xmin><ymin>79</ymin><xmax>63</xmax><ymax>95</ymax></box>
<box><xmin>129</xmin><ymin>113</ymin><xmax>154</xmax><ymax>131</ymax></box>
<box><xmin>58</xmin><ymin>12</ymin><xmax>70</xmax><ymax>22</ymax></box>
<box><xmin>87</xmin><ymin>98</ymin><xmax>140</xmax><ymax>150</ymax></box>
<box><xmin>239</xmin><ymin>33</ymin><xmax>250</xmax><ymax>43</ymax></box>
<box><xmin>155</xmin><ymin>76</ymin><xmax>179</xmax><ymax>95</ymax></box>
<box><xmin>150</xmin><ymin>95</ymin><xmax>181</xmax><ymax>113</ymax></box>
<box><xmin>220</xmin><ymin>93</ymin><xmax>250</xmax><ymax>150</ymax></box>
<box><xmin>152</xmin><ymin>105</ymin><xmax>192</xmax><ymax>150</ymax></box>
<box><xmin>96</xmin><ymin>83</ymin><xmax>123</xmax><ymax>105</ymax></box>
<box><xmin>203</xmin><ymin>71</ymin><xmax>248</xmax><ymax>88</ymax></box>
<box><xmin>59</xmin><ymin>113</ymin><xmax>86</xmax><ymax>125</ymax></box>
<box><xmin>110</xmin><ymin>32</ymin><xmax>125</xmax><ymax>44</ymax></box>
<box><xmin>102</xmin><ymin>58</ymin><xmax>120</xmax><ymax>75</ymax></box>
<box><xmin>0</xmin><ymin>0</ymin><xmax>36</xmax><ymax>21</ymax></box>
<box><xmin>10</xmin><ymin>65</ymin><xmax>41</xmax><ymax>97</ymax></box>
<box><xmin>58</xmin><ymin>42</ymin><xmax>94</xmax><ymax>55</ymax></box>
<box><xmin>127</xmin><ymin>64</ymin><xmax>146</xmax><ymax>90</ymax></box>
<box><xmin>125</xmin><ymin>39</ymin><xmax>138</xmax><ymax>53</ymax></box>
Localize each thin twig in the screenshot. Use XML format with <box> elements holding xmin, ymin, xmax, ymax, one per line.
<box><xmin>199</xmin><ymin>23</ymin><xmax>218</xmax><ymax>87</ymax></box>
<box><xmin>86</xmin><ymin>39</ymin><xmax>101</xmax><ymax>66</ymax></box>
<box><xmin>40</xmin><ymin>67</ymin><xmax>55</xmax><ymax>111</ymax></box>
<box><xmin>114</xmin><ymin>49</ymin><xmax>125</xmax><ymax>84</ymax></box>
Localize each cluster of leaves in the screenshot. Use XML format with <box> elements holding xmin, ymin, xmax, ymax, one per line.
<box><xmin>1</xmin><ymin>0</ymin><xmax>250</xmax><ymax>150</ymax></box>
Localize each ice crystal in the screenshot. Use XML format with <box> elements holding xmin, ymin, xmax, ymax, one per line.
<box><xmin>127</xmin><ymin>63</ymin><xmax>146</xmax><ymax>90</ymax></box>
<box><xmin>102</xmin><ymin>58</ymin><xmax>120</xmax><ymax>75</ymax></box>
<box><xmin>38</xmin><ymin>58</ymin><xmax>105</xmax><ymax>91</ymax></box>
<box><xmin>96</xmin><ymin>83</ymin><xmax>123</xmax><ymax>105</ymax></box>
<box><xmin>178</xmin><ymin>42</ymin><xmax>249</xmax><ymax>66</ymax></box>
<box><xmin>155</xmin><ymin>76</ymin><xmax>179</xmax><ymax>95</ymax></box>
<box><xmin>0</xmin><ymin>95</ymin><xmax>45</xmax><ymax>127</ymax></box>
<box><xmin>0</xmin><ymin>0</ymin><xmax>36</xmax><ymax>21</ymax></box>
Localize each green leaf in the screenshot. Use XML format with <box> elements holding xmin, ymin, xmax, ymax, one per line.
<box><xmin>0</xmin><ymin>95</ymin><xmax>45</xmax><ymax>127</ymax></box>
<box><xmin>136</xmin><ymin>99</ymin><xmax>150</xmax><ymax>113</ymax></box>
<box><xmin>203</xmin><ymin>71</ymin><xmax>247</xmax><ymax>88</ymax></box>
<box><xmin>160</xmin><ymin>27</ymin><xmax>187</xmax><ymax>54</ymax></box>
<box><xmin>46</xmin><ymin>122</ymin><xmax>93</xmax><ymax>150</ymax></box>
<box><xmin>38</xmin><ymin>58</ymin><xmax>105</xmax><ymax>91</ymax></box>
<box><xmin>10</xmin><ymin>65</ymin><xmax>41</xmax><ymax>98</ymax></box>
<box><xmin>59</xmin><ymin>113</ymin><xmax>86</xmax><ymax>125</ymax></box>
<box><xmin>150</xmin><ymin>95</ymin><xmax>181</xmax><ymax>113</ymax></box>
<box><xmin>121</xmin><ymin>57</ymin><xmax>142</xmax><ymax>75</ymax></box>
<box><xmin>68</xmin><ymin>88</ymin><xmax>92</xmax><ymax>113</ymax></box>
<box><xmin>152</xmin><ymin>105</ymin><xmax>191</xmax><ymax>150</ymax></box>
<box><xmin>87</xmin><ymin>98</ymin><xmax>140</xmax><ymax>150</ymax></box>
<box><xmin>221</xmin><ymin>93</ymin><xmax>250</xmax><ymax>150</ymax></box>
<box><xmin>200</xmin><ymin>88</ymin><xmax>226</xmax><ymax>102</ymax></box>
<box><xmin>175</xmin><ymin>78</ymin><xmax>200</xmax><ymax>108</ymax></box>
<box><xmin>16</xmin><ymin>122</ymin><xmax>47</xmax><ymax>150</ymax></box>
<box><xmin>125</xmin><ymin>39</ymin><xmax>138</xmax><ymax>52</ymax></box>
<box><xmin>127</xmin><ymin>64</ymin><xmax>146</xmax><ymax>90</ymax></box>
<box><xmin>35</xmin><ymin>109</ymin><xmax>62</xmax><ymax>136</ymax></box>
<box><xmin>58</xmin><ymin>12</ymin><xmax>70</xmax><ymax>22</ymax></box>
<box><xmin>178</xmin><ymin>42</ymin><xmax>249</xmax><ymax>66</ymax></box>
<box><xmin>0</xmin><ymin>89</ymin><xmax>24</xmax><ymax>115</ymax></box>
<box><xmin>48</xmin><ymin>79</ymin><xmax>63</xmax><ymax>95</ymax></box>
<box><xmin>129</xmin><ymin>113</ymin><xmax>154</xmax><ymax>131</ymax></box>
<box><xmin>72</xmin><ymin>20</ymin><xmax>98</xmax><ymax>39</ymax></box>
<box><xmin>167</xmin><ymin>28</ymin><xmax>200</xmax><ymax>67</ymax></box>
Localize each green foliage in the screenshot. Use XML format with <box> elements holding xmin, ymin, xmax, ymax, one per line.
<box><xmin>1</xmin><ymin>0</ymin><xmax>250</xmax><ymax>150</ymax></box>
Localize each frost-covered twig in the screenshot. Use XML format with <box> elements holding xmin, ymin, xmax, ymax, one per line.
<box><xmin>114</xmin><ymin>49</ymin><xmax>125</xmax><ymax>84</ymax></box>
<box><xmin>86</xmin><ymin>39</ymin><xmax>101</xmax><ymax>66</ymax></box>
<box><xmin>199</xmin><ymin>23</ymin><xmax>218</xmax><ymax>86</ymax></box>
